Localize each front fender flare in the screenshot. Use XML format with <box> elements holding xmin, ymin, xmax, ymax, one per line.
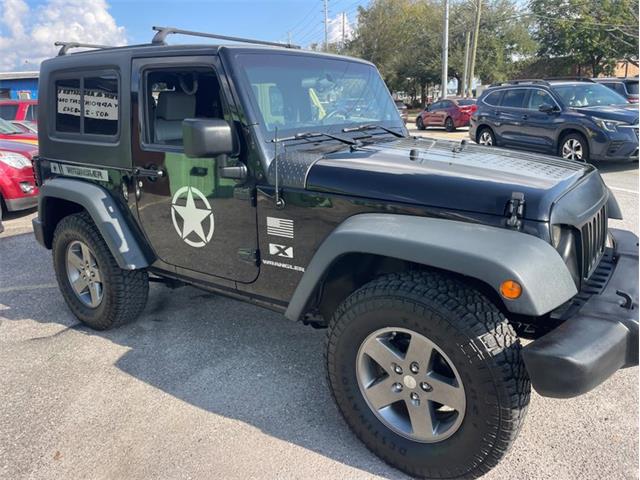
<box><xmin>38</xmin><ymin>178</ymin><xmax>150</xmax><ymax>270</ymax></box>
<box><xmin>285</xmin><ymin>214</ymin><xmax>578</xmax><ymax>320</ymax></box>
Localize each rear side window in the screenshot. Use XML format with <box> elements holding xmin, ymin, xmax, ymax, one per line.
<box><xmin>501</xmin><ymin>89</ymin><xmax>526</xmax><ymax>108</ymax></box>
<box><xmin>0</xmin><ymin>104</ymin><xmax>19</xmax><ymax>120</ymax></box>
<box><xmin>626</xmin><ymin>81</ymin><xmax>639</xmax><ymax>95</ymax></box>
<box><xmin>482</xmin><ymin>90</ymin><xmax>502</xmax><ymax>106</ymax></box>
<box><xmin>54</xmin><ymin>72</ymin><xmax>119</xmax><ymax>137</ymax></box>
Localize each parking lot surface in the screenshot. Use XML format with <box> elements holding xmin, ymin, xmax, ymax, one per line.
<box><xmin>0</xmin><ymin>154</ymin><xmax>638</xmax><ymax>479</ymax></box>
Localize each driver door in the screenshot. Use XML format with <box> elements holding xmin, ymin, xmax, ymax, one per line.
<box><xmin>131</xmin><ymin>57</ymin><xmax>258</xmax><ymax>283</ymax></box>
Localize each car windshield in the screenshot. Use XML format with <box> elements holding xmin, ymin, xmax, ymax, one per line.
<box><xmin>457</xmin><ymin>99</ymin><xmax>476</xmax><ymax>106</ymax></box>
<box><xmin>552</xmin><ymin>83</ymin><xmax>628</xmax><ymax>107</ymax></box>
<box><xmin>0</xmin><ymin>117</ymin><xmax>23</xmax><ymax>134</ymax></box>
<box><xmin>626</xmin><ymin>81</ymin><xmax>639</xmax><ymax>95</ymax></box>
<box><xmin>235</xmin><ymin>53</ymin><xmax>403</xmax><ymax>136</ymax></box>
<box><xmin>0</xmin><ymin>104</ymin><xmax>18</xmax><ymax>120</ymax></box>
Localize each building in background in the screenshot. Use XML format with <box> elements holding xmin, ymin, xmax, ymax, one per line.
<box><xmin>0</xmin><ymin>72</ymin><xmax>39</xmax><ymax>100</ymax></box>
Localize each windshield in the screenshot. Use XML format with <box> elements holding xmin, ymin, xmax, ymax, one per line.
<box><xmin>235</xmin><ymin>53</ymin><xmax>403</xmax><ymax>136</ymax></box>
<box><xmin>0</xmin><ymin>104</ymin><xmax>18</xmax><ymax>120</ymax></box>
<box><xmin>0</xmin><ymin>117</ymin><xmax>23</xmax><ymax>134</ymax></box>
<box><xmin>552</xmin><ymin>83</ymin><xmax>628</xmax><ymax>107</ymax></box>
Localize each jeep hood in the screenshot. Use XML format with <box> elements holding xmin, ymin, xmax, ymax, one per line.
<box><xmin>304</xmin><ymin>137</ymin><xmax>593</xmax><ymax>221</ymax></box>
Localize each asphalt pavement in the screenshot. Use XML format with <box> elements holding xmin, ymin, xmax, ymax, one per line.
<box><xmin>0</xmin><ymin>147</ymin><xmax>638</xmax><ymax>480</ymax></box>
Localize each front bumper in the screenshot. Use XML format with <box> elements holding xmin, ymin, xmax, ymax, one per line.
<box><xmin>4</xmin><ymin>194</ymin><xmax>38</xmax><ymax>211</ymax></box>
<box><xmin>522</xmin><ymin>228</ymin><xmax>638</xmax><ymax>398</ymax></box>
<box><xmin>590</xmin><ymin>128</ymin><xmax>639</xmax><ymax>162</ymax></box>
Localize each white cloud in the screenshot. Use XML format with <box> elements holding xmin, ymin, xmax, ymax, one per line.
<box><xmin>0</xmin><ymin>0</ymin><xmax>126</xmax><ymax>71</ymax></box>
<box><xmin>327</xmin><ymin>12</ymin><xmax>354</xmax><ymax>45</ymax></box>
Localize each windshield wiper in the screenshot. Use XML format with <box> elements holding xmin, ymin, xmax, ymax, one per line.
<box><xmin>342</xmin><ymin>124</ymin><xmax>404</xmax><ymax>138</ymax></box>
<box><xmin>271</xmin><ymin>131</ymin><xmax>358</xmax><ymax>146</ymax></box>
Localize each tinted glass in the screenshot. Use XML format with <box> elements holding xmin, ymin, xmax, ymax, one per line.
<box><xmin>527</xmin><ymin>89</ymin><xmax>554</xmax><ymax>109</ymax></box>
<box><xmin>0</xmin><ymin>104</ymin><xmax>18</xmax><ymax>120</ymax></box>
<box><xmin>552</xmin><ymin>83</ymin><xmax>628</xmax><ymax>107</ymax></box>
<box><xmin>626</xmin><ymin>81</ymin><xmax>639</xmax><ymax>94</ymax></box>
<box><xmin>83</xmin><ymin>76</ymin><xmax>118</xmax><ymax>135</ymax></box>
<box><xmin>431</xmin><ymin>101</ymin><xmax>442</xmax><ymax>109</ymax></box>
<box><xmin>236</xmin><ymin>53</ymin><xmax>402</xmax><ymax>135</ymax></box>
<box><xmin>483</xmin><ymin>91</ymin><xmax>502</xmax><ymax>106</ymax></box>
<box><xmin>56</xmin><ymin>79</ymin><xmax>81</xmax><ymax>133</ymax></box>
<box><xmin>457</xmin><ymin>99</ymin><xmax>476</xmax><ymax>106</ymax></box>
<box><xmin>501</xmin><ymin>89</ymin><xmax>526</xmax><ymax>108</ymax></box>
<box><xmin>25</xmin><ymin>104</ymin><xmax>38</xmax><ymax>122</ymax></box>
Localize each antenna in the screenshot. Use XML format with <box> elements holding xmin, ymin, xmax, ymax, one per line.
<box><xmin>273</xmin><ymin>127</ymin><xmax>285</xmax><ymax>209</ymax></box>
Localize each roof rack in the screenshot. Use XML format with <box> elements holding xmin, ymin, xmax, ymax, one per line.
<box><xmin>151</xmin><ymin>26</ymin><xmax>301</xmax><ymax>49</ymax></box>
<box><xmin>489</xmin><ymin>79</ymin><xmax>550</xmax><ymax>87</ymax></box>
<box><xmin>54</xmin><ymin>41</ymin><xmax>112</xmax><ymax>56</ymax></box>
<box><xmin>544</xmin><ymin>76</ymin><xmax>595</xmax><ymax>82</ymax></box>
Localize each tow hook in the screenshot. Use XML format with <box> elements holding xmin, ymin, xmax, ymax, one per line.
<box><xmin>616</xmin><ymin>290</ymin><xmax>634</xmax><ymax>310</ymax></box>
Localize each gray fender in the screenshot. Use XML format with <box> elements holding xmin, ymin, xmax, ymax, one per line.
<box><xmin>285</xmin><ymin>214</ymin><xmax>578</xmax><ymax>320</ymax></box>
<box><xmin>39</xmin><ymin>178</ymin><xmax>150</xmax><ymax>270</ymax></box>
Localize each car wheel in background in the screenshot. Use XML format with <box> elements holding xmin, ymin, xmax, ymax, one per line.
<box><xmin>416</xmin><ymin>116</ymin><xmax>425</xmax><ymax>130</ymax></box>
<box><xmin>477</xmin><ymin>127</ymin><xmax>496</xmax><ymax>146</ymax></box>
<box><xmin>559</xmin><ymin>133</ymin><xmax>589</xmax><ymax>162</ymax></box>
<box><xmin>444</xmin><ymin>117</ymin><xmax>455</xmax><ymax>132</ymax></box>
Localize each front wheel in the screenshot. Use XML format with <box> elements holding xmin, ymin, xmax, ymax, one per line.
<box><xmin>326</xmin><ymin>271</ymin><xmax>530</xmax><ymax>479</ymax></box>
<box><xmin>559</xmin><ymin>133</ymin><xmax>589</xmax><ymax>162</ymax></box>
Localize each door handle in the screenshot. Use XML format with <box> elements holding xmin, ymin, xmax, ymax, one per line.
<box><xmin>522</xmin><ymin>114</ymin><xmax>528</xmax><ymax>120</ymax></box>
<box><xmin>134</xmin><ymin>165</ymin><xmax>165</xmax><ymax>179</ymax></box>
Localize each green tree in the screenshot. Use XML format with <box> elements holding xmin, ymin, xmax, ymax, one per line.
<box><xmin>530</xmin><ymin>0</ymin><xmax>639</xmax><ymax>76</ymax></box>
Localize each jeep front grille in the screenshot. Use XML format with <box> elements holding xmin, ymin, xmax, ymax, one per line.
<box><xmin>580</xmin><ymin>205</ymin><xmax>607</xmax><ymax>279</ymax></box>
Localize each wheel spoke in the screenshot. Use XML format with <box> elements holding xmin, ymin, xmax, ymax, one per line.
<box><xmin>80</xmin><ymin>243</ymin><xmax>91</xmax><ymax>264</ymax></box>
<box><xmin>406</xmin><ymin>400</ymin><xmax>435</xmax><ymax>440</ymax></box>
<box><xmin>426</xmin><ymin>372</ymin><xmax>465</xmax><ymax>412</ymax></box>
<box><xmin>71</xmin><ymin>276</ymin><xmax>88</xmax><ymax>295</ymax></box>
<box><xmin>92</xmin><ymin>269</ymin><xmax>102</xmax><ymax>283</ymax></box>
<box><xmin>364</xmin><ymin>338</ymin><xmax>403</xmax><ymax>373</ymax></box>
<box><xmin>365</xmin><ymin>377</ymin><xmax>399</xmax><ymax>410</ymax></box>
<box><xmin>67</xmin><ymin>251</ymin><xmax>84</xmax><ymax>270</ymax></box>
<box><xmin>88</xmin><ymin>282</ymin><xmax>101</xmax><ymax>306</ymax></box>
<box><xmin>405</xmin><ymin>333</ymin><xmax>434</xmax><ymax>368</ymax></box>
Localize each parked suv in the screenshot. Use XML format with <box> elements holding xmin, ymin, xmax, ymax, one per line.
<box><xmin>32</xmin><ymin>27</ymin><xmax>638</xmax><ymax>479</ymax></box>
<box><xmin>594</xmin><ymin>77</ymin><xmax>639</xmax><ymax>103</ymax></box>
<box><xmin>471</xmin><ymin>79</ymin><xmax>638</xmax><ymax>162</ymax></box>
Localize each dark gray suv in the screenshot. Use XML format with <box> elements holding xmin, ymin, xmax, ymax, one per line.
<box><xmin>470</xmin><ymin>79</ymin><xmax>639</xmax><ymax>162</ymax></box>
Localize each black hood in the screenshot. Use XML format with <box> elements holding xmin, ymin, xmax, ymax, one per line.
<box><xmin>304</xmin><ymin>137</ymin><xmax>594</xmax><ymax>221</ymax></box>
<box><xmin>572</xmin><ymin>104</ymin><xmax>639</xmax><ymax>124</ymax></box>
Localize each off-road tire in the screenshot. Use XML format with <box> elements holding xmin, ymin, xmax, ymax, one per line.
<box><xmin>326</xmin><ymin>271</ymin><xmax>530</xmax><ymax>479</ymax></box>
<box><xmin>444</xmin><ymin>116</ymin><xmax>456</xmax><ymax>132</ymax></box>
<box><xmin>416</xmin><ymin>116</ymin><xmax>425</xmax><ymax>130</ymax></box>
<box><xmin>52</xmin><ymin>212</ymin><xmax>149</xmax><ymax>330</ymax></box>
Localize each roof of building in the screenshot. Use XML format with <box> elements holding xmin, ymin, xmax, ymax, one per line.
<box><xmin>0</xmin><ymin>71</ymin><xmax>39</xmax><ymax>80</ymax></box>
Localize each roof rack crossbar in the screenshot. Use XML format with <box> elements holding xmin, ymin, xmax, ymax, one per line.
<box><xmin>489</xmin><ymin>79</ymin><xmax>550</xmax><ymax>87</ymax></box>
<box><xmin>151</xmin><ymin>26</ymin><xmax>301</xmax><ymax>49</ymax></box>
<box><xmin>54</xmin><ymin>41</ymin><xmax>112</xmax><ymax>56</ymax></box>
<box><xmin>544</xmin><ymin>76</ymin><xmax>595</xmax><ymax>82</ymax></box>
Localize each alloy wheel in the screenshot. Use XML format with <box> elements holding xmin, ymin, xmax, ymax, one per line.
<box><xmin>356</xmin><ymin>327</ymin><xmax>466</xmax><ymax>443</ymax></box>
<box><xmin>561</xmin><ymin>138</ymin><xmax>584</xmax><ymax>161</ymax></box>
<box><xmin>478</xmin><ymin>131</ymin><xmax>493</xmax><ymax>145</ymax></box>
<box><xmin>66</xmin><ymin>240</ymin><xmax>104</xmax><ymax>308</ymax></box>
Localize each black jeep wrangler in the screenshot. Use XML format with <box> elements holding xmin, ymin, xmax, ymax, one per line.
<box><xmin>32</xmin><ymin>27</ymin><xmax>638</xmax><ymax>479</ymax></box>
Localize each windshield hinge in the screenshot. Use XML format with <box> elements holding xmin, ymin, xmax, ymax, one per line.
<box><xmin>506</xmin><ymin>192</ymin><xmax>525</xmax><ymax>229</ymax></box>
<box><xmin>238</xmin><ymin>248</ymin><xmax>260</xmax><ymax>265</ymax></box>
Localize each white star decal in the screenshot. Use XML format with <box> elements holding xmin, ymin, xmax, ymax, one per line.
<box><xmin>170</xmin><ymin>186</ymin><xmax>215</xmax><ymax>247</ymax></box>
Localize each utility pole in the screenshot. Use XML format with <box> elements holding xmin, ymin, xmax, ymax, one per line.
<box><xmin>440</xmin><ymin>0</ymin><xmax>449</xmax><ymax>99</ymax></box>
<box><xmin>468</xmin><ymin>0</ymin><xmax>482</xmax><ymax>97</ymax></box>
<box><xmin>324</xmin><ymin>0</ymin><xmax>329</xmax><ymax>51</ymax></box>
<box><xmin>287</xmin><ymin>31</ymin><xmax>292</xmax><ymax>47</ymax></box>
<box><xmin>462</xmin><ymin>31</ymin><xmax>471</xmax><ymax>97</ymax></box>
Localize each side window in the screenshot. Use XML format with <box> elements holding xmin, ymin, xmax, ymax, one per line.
<box><xmin>482</xmin><ymin>91</ymin><xmax>502</xmax><ymax>106</ymax></box>
<box><xmin>144</xmin><ymin>68</ymin><xmax>224</xmax><ymax>147</ymax></box>
<box><xmin>54</xmin><ymin>73</ymin><xmax>119</xmax><ymax>137</ymax></box>
<box><xmin>56</xmin><ymin>78</ymin><xmax>81</xmax><ymax>133</ymax></box>
<box><xmin>0</xmin><ymin>104</ymin><xmax>18</xmax><ymax>120</ymax></box>
<box><xmin>431</xmin><ymin>101</ymin><xmax>442</xmax><ymax>110</ymax></box>
<box><xmin>613</xmin><ymin>83</ymin><xmax>627</xmax><ymax>95</ymax></box>
<box><xmin>501</xmin><ymin>89</ymin><xmax>526</xmax><ymax>108</ymax></box>
<box><xmin>527</xmin><ymin>89</ymin><xmax>554</xmax><ymax>109</ymax></box>
<box><xmin>84</xmin><ymin>76</ymin><xmax>118</xmax><ymax>135</ymax></box>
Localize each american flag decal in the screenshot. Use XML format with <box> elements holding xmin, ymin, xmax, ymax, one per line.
<box><xmin>267</xmin><ymin>217</ymin><xmax>294</xmax><ymax>239</ymax></box>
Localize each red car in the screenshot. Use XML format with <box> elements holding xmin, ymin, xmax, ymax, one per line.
<box><xmin>0</xmin><ymin>139</ymin><xmax>39</xmax><ymax>212</ymax></box>
<box><xmin>416</xmin><ymin>98</ymin><xmax>477</xmax><ymax>131</ymax></box>
<box><xmin>0</xmin><ymin>99</ymin><xmax>38</xmax><ymax>122</ymax></box>
<box><xmin>0</xmin><ymin>117</ymin><xmax>38</xmax><ymax>146</ymax></box>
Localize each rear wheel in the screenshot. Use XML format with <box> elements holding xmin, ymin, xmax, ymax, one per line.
<box><xmin>416</xmin><ymin>116</ymin><xmax>425</xmax><ymax>130</ymax></box>
<box><xmin>326</xmin><ymin>271</ymin><xmax>530</xmax><ymax>479</ymax></box>
<box><xmin>559</xmin><ymin>133</ymin><xmax>589</xmax><ymax>162</ymax></box>
<box><xmin>52</xmin><ymin>212</ymin><xmax>149</xmax><ymax>330</ymax></box>
<box><xmin>444</xmin><ymin>117</ymin><xmax>455</xmax><ymax>132</ymax></box>
<box><xmin>477</xmin><ymin>127</ymin><xmax>496</xmax><ymax>146</ymax></box>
